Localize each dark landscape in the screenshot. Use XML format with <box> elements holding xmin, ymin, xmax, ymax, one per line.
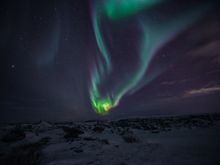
<box><xmin>0</xmin><ymin>113</ymin><xmax>220</xmax><ymax>165</ymax></box>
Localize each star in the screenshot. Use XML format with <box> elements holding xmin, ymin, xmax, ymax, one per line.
<box><xmin>11</xmin><ymin>64</ymin><xmax>15</xmax><ymax>69</ymax></box>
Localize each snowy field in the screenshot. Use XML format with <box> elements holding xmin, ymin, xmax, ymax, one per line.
<box><xmin>0</xmin><ymin>113</ymin><xmax>220</xmax><ymax>165</ymax></box>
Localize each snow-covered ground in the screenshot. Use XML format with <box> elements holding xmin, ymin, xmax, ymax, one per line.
<box><xmin>0</xmin><ymin>113</ymin><xmax>220</xmax><ymax>165</ymax></box>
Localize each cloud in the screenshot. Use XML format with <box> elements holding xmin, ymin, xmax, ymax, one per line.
<box><xmin>187</xmin><ymin>40</ymin><xmax>220</xmax><ymax>64</ymax></box>
<box><xmin>185</xmin><ymin>13</ymin><xmax>220</xmax><ymax>65</ymax></box>
<box><xmin>160</xmin><ymin>79</ymin><xmax>191</xmax><ymax>86</ymax></box>
<box><xmin>183</xmin><ymin>86</ymin><xmax>220</xmax><ymax>97</ymax></box>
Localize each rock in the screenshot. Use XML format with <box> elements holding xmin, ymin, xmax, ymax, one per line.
<box><xmin>62</xmin><ymin>126</ymin><xmax>84</xmax><ymax>140</ymax></box>
<box><xmin>151</xmin><ymin>130</ymin><xmax>160</xmax><ymax>134</ymax></box>
<box><xmin>121</xmin><ymin>130</ymin><xmax>139</xmax><ymax>143</ymax></box>
<box><xmin>2</xmin><ymin>126</ymin><xmax>25</xmax><ymax>143</ymax></box>
<box><xmin>122</xmin><ymin>135</ymin><xmax>139</xmax><ymax>143</ymax></box>
<box><xmin>99</xmin><ymin>139</ymin><xmax>109</xmax><ymax>145</ymax></box>
<box><xmin>74</xmin><ymin>149</ymin><xmax>83</xmax><ymax>153</ymax></box>
<box><xmin>1</xmin><ymin>138</ymin><xmax>49</xmax><ymax>165</ymax></box>
<box><xmin>35</xmin><ymin>121</ymin><xmax>52</xmax><ymax>131</ymax></box>
<box><xmin>93</xmin><ymin>126</ymin><xmax>105</xmax><ymax>133</ymax></box>
<box><xmin>83</xmin><ymin>137</ymin><xmax>97</xmax><ymax>141</ymax></box>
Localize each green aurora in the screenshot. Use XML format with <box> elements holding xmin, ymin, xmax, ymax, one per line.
<box><xmin>89</xmin><ymin>0</ymin><xmax>211</xmax><ymax>115</ymax></box>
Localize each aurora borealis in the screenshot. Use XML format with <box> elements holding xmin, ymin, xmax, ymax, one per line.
<box><xmin>104</xmin><ymin>0</ymin><xmax>162</xmax><ymax>20</ymax></box>
<box><xmin>89</xmin><ymin>0</ymin><xmax>212</xmax><ymax>114</ymax></box>
<box><xmin>1</xmin><ymin>0</ymin><xmax>220</xmax><ymax>122</ymax></box>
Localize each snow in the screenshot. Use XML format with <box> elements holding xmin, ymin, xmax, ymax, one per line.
<box><xmin>0</xmin><ymin>114</ymin><xmax>220</xmax><ymax>165</ymax></box>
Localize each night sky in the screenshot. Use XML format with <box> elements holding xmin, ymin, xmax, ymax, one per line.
<box><xmin>1</xmin><ymin>0</ymin><xmax>220</xmax><ymax>122</ymax></box>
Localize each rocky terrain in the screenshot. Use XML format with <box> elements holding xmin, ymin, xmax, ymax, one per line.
<box><xmin>0</xmin><ymin>113</ymin><xmax>220</xmax><ymax>165</ymax></box>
